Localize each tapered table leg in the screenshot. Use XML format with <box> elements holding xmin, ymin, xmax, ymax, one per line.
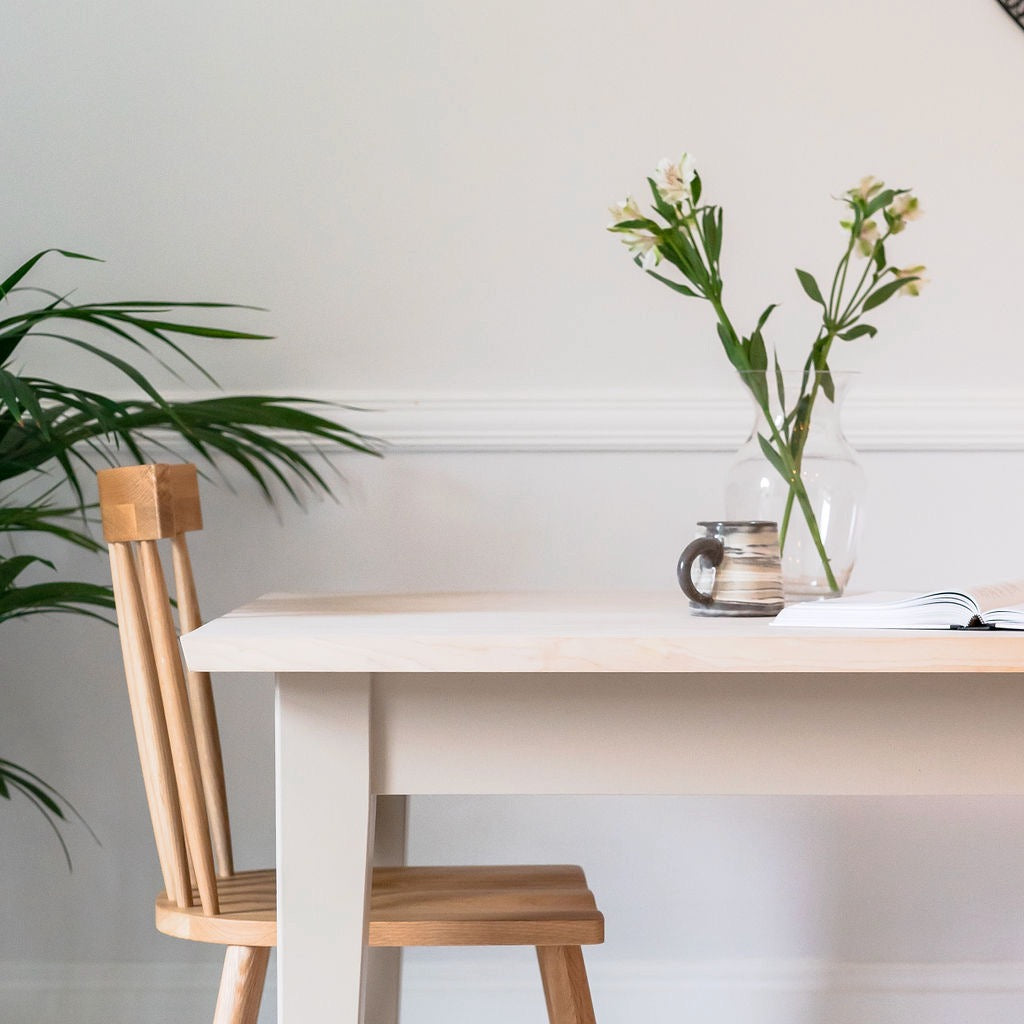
<box><xmin>276</xmin><ymin>673</ymin><xmax>374</xmax><ymax>1024</ymax></box>
<box><xmin>365</xmin><ymin>795</ymin><xmax>409</xmax><ymax>1024</ymax></box>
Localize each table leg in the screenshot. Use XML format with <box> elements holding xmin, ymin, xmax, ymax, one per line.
<box><xmin>277</xmin><ymin>672</ymin><xmax>374</xmax><ymax>1024</ymax></box>
<box><xmin>365</xmin><ymin>795</ymin><xmax>408</xmax><ymax>1024</ymax></box>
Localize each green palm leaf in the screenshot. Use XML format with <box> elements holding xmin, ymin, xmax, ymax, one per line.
<box><xmin>1</xmin><ymin>247</ymin><xmax>380</xmax><ymax>866</ymax></box>
<box><xmin>0</xmin><ymin>757</ymin><xmax>99</xmax><ymax>870</ymax></box>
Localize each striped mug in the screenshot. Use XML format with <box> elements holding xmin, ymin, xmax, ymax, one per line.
<box><xmin>677</xmin><ymin>520</ymin><xmax>784</xmax><ymax>617</ymax></box>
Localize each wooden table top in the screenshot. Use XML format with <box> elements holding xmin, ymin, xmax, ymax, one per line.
<box><xmin>179</xmin><ymin>591</ymin><xmax>1024</xmax><ymax>674</ymax></box>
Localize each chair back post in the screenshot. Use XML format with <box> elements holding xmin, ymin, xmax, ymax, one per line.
<box><xmin>107</xmin><ymin>541</ymin><xmax>192</xmax><ymax>906</ymax></box>
<box><xmin>99</xmin><ymin>463</ymin><xmax>231</xmax><ymax>915</ymax></box>
<box><xmin>171</xmin><ymin>532</ymin><xmax>234</xmax><ymax>878</ymax></box>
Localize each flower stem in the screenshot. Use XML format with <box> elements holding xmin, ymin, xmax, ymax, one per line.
<box><xmin>779</xmin><ymin>486</ymin><xmax>796</xmax><ymax>549</ymax></box>
<box><xmin>756</xmin><ymin>413</ymin><xmax>839</xmax><ymax>594</ymax></box>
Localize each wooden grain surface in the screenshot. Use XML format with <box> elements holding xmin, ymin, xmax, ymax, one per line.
<box><xmin>155</xmin><ymin>865</ymin><xmax>603</xmax><ymax>948</ymax></box>
<box><xmin>180</xmin><ymin>591</ymin><xmax>1024</xmax><ymax>674</ymax></box>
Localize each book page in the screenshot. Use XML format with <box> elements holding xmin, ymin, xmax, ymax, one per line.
<box><xmin>969</xmin><ymin>579</ymin><xmax>1024</xmax><ymax>613</ymax></box>
<box><xmin>773</xmin><ymin>590</ymin><xmax>977</xmax><ymax>629</ymax></box>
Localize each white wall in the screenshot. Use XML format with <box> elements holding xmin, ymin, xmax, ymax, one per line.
<box><xmin>3</xmin><ymin>1</ymin><xmax>1024</xmax><ymax>1022</ymax></box>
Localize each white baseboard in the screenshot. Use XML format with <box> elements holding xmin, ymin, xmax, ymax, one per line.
<box><xmin>152</xmin><ymin>389</ymin><xmax>1024</xmax><ymax>453</ymax></box>
<box><xmin>5</xmin><ymin>957</ymin><xmax>1024</xmax><ymax>1024</ymax></box>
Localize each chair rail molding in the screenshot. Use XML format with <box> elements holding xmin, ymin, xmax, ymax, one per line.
<box><xmin>286</xmin><ymin>389</ymin><xmax>1024</xmax><ymax>454</ymax></box>
<box><xmin>146</xmin><ymin>389</ymin><xmax>1024</xmax><ymax>454</ymax></box>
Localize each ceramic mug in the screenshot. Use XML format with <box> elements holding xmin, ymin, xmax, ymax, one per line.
<box><xmin>677</xmin><ymin>520</ymin><xmax>784</xmax><ymax>617</ymax></box>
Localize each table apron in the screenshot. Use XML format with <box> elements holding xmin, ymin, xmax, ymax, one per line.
<box><xmin>360</xmin><ymin>671</ymin><xmax>1024</xmax><ymax>796</ymax></box>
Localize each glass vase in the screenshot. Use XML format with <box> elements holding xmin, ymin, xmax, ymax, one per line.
<box><xmin>724</xmin><ymin>371</ymin><xmax>865</xmax><ymax>601</ymax></box>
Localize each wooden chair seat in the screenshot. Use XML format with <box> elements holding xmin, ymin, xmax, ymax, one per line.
<box><xmin>99</xmin><ymin>463</ymin><xmax>602</xmax><ymax>1024</ymax></box>
<box><xmin>157</xmin><ymin>864</ymin><xmax>604</xmax><ymax>949</ymax></box>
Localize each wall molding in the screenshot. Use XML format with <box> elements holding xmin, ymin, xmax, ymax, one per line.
<box><xmin>401</xmin><ymin>955</ymin><xmax>1024</xmax><ymax>995</ymax></box>
<box><xmin>264</xmin><ymin>389</ymin><xmax>1024</xmax><ymax>453</ymax></box>
<box><xmin>5</xmin><ymin>957</ymin><xmax>1024</xmax><ymax>1023</ymax></box>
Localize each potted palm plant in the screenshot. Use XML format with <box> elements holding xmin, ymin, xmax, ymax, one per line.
<box><xmin>1</xmin><ymin>248</ymin><xmax>376</xmax><ymax>863</ymax></box>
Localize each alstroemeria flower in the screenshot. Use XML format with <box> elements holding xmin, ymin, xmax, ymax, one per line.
<box><xmin>654</xmin><ymin>154</ymin><xmax>697</xmax><ymax>207</ymax></box>
<box><xmin>850</xmin><ymin>175</ymin><xmax>884</xmax><ymax>201</ymax></box>
<box><xmin>607</xmin><ymin>196</ymin><xmax>645</xmax><ymax>226</ymax></box>
<box><xmin>618</xmin><ymin>228</ymin><xmax>661</xmax><ymax>269</ymax></box>
<box><xmin>888</xmin><ymin>193</ymin><xmax>921</xmax><ymax>234</ymax></box>
<box><xmin>895</xmin><ymin>265</ymin><xmax>927</xmax><ymax>296</ymax></box>
<box><xmin>855</xmin><ymin>219</ymin><xmax>880</xmax><ymax>257</ymax></box>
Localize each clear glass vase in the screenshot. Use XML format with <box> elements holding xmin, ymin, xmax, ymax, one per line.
<box><xmin>724</xmin><ymin>371</ymin><xmax>865</xmax><ymax>601</ymax></box>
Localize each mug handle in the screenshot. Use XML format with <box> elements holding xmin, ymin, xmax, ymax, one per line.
<box><xmin>677</xmin><ymin>537</ymin><xmax>725</xmax><ymax>605</ymax></box>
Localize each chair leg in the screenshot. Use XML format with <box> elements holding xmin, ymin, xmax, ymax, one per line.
<box><xmin>212</xmin><ymin>945</ymin><xmax>271</xmax><ymax>1024</ymax></box>
<box><xmin>536</xmin><ymin>945</ymin><xmax>597</xmax><ymax>1024</ymax></box>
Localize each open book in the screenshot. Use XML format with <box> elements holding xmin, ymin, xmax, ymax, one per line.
<box><xmin>773</xmin><ymin>580</ymin><xmax>1024</xmax><ymax>630</ymax></box>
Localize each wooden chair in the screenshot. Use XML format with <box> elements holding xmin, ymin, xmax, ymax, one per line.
<box><xmin>98</xmin><ymin>462</ymin><xmax>603</xmax><ymax>1024</ymax></box>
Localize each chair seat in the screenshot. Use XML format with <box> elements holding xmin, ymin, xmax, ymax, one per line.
<box><xmin>156</xmin><ymin>864</ymin><xmax>604</xmax><ymax>949</ymax></box>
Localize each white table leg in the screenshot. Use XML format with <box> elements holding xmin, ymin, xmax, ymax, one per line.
<box><xmin>277</xmin><ymin>672</ymin><xmax>374</xmax><ymax>1024</ymax></box>
<box><xmin>365</xmin><ymin>795</ymin><xmax>408</xmax><ymax>1024</ymax></box>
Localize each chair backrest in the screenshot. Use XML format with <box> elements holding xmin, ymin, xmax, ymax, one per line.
<box><xmin>98</xmin><ymin>463</ymin><xmax>234</xmax><ymax>916</ymax></box>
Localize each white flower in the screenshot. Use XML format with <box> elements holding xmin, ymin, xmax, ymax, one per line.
<box><xmin>888</xmin><ymin>193</ymin><xmax>921</xmax><ymax>233</ymax></box>
<box><xmin>654</xmin><ymin>153</ymin><xmax>697</xmax><ymax>207</ymax></box>
<box><xmin>855</xmin><ymin>219</ymin><xmax>880</xmax><ymax>257</ymax></box>
<box><xmin>618</xmin><ymin>228</ymin><xmax>661</xmax><ymax>268</ymax></box>
<box><xmin>850</xmin><ymin>175</ymin><xmax>884</xmax><ymax>201</ymax></box>
<box><xmin>607</xmin><ymin>195</ymin><xmax>645</xmax><ymax>227</ymax></box>
<box><xmin>895</xmin><ymin>265</ymin><xmax>927</xmax><ymax>296</ymax></box>
<box><xmin>891</xmin><ymin>194</ymin><xmax>920</xmax><ymax>219</ymax></box>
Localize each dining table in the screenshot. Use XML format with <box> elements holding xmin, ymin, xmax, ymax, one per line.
<box><xmin>179</xmin><ymin>590</ymin><xmax>1024</xmax><ymax>1024</ymax></box>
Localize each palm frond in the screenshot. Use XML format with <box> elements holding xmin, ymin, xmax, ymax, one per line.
<box><xmin>0</xmin><ymin>552</ymin><xmax>115</xmax><ymax>624</ymax></box>
<box><xmin>0</xmin><ymin>251</ymin><xmax>378</xmax><ymax>502</ymax></box>
<box><xmin>0</xmin><ymin>757</ymin><xmax>99</xmax><ymax>870</ymax></box>
<box><xmin>2</xmin><ymin>390</ymin><xmax>378</xmax><ymax>499</ymax></box>
<box><xmin>0</xmin><ymin>247</ymin><xmax>378</xmax><ymax>867</ymax></box>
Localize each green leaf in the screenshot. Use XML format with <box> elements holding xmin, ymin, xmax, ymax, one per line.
<box><xmin>838</xmin><ymin>323</ymin><xmax>878</xmax><ymax>340</ymax></box>
<box><xmin>747</xmin><ymin>331</ymin><xmax>768</xmax><ymax>373</ymax></box>
<box><xmin>6</xmin><ymin>773</ymin><xmax>65</xmax><ymax>818</ymax></box>
<box><xmin>690</xmin><ymin>172</ymin><xmax>702</xmax><ymax>206</ymax></box>
<box><xmin>701</xmin><ymin>207</ymin><xmax>720</xmax><ymax>263</ymax></box>
<box><xmin>607</xmin><ymin>218</ymin><xmax>658</xmax><ymax>232</ymax></box>
<box><xmin>0</xmin><ymin>554</ymin><xmax>55</xmax><ymax>591</ymax></box>
<box><xmin>757</xmin><ymin>433</ymin><xmax>790</xmax><ymax>481</ymax></box>
<box><xmin>819</xmin><ymin>368</ymin><xmax>835</xmax><ymax>402</ymax></box>
<box><xmin>863</xmin><ymin>188</ymin><xmax>898</xmax><ymax>217</ymax></box>
<box><xmin>0</xmin><ymin>758</ymin><xmax>99</xmax><ymax>870</ymax></box>
<box><xmin>755</xmin><ymin>303</ymin><xmax>778</xmax><ymax>334</ymax></box>
<box><xmin>717</xmin><ymin>322</ymin><xmax>748</xmax><ymax>372</ymax></box>
<box><xmin>643</xmin><ymin>269</ymin><xmax>700</xmax><ymax>298</ymax></box>
<box><xmin>862</xmin><ymin>276</ymin><xmax>911</xmax><ymax>311</ymax></box>
<box><xmin>646</xmin><ymin>177</ymin><xmax>677</xmax><ymax>222</ymax></box>
<box><xmin>873</xmin><ymin>241</ymin><xmax>887</xmax><ymax>273</ymax></box>
<box><xmin>0</xmin><ymin>249</ymin><xmax>99</xmax><ymax>303</ymax></box>
<box><xmin>795</xmin><ymin>269</ymin><xmax>826</xmax><ymax>307</ymax></box>
<box><xmin>0</xmin><ymin>506</ymin><xmax>102</xmax><ymax>550</ymax></box>
<box><xmin>774</xmin><ymin>352</ymin><xmax>786</xmax><ymax>408</ymax></box>
<box><xmin>789</xmin><ymin>394</ymin><xmax>811</xmax><ymax>455</ymax></box>
<box><xmin>746</xmin><ymin>367</ymin><xmax>769</xmax><ymax>408</ymax></box>
<box><xmin>659</xmin><ymin>230</ymin><xmax>707</xmax><ymax>288</ymax></box>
